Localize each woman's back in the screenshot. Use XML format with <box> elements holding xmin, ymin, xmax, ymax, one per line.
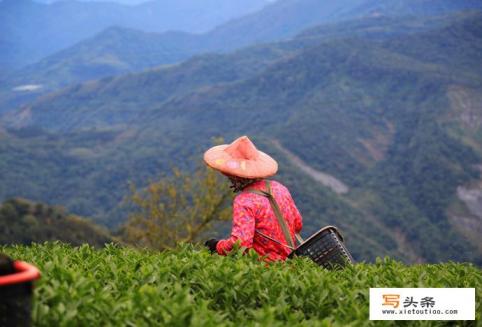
<box><xmin>216</xmin><ymin>179</ymin><xmax>303</xmax><ymax>261</ymax></box>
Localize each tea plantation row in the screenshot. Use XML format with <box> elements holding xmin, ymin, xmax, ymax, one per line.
<box><xmin>2</xmin><ymin>243</ymin><xmax>480</xmax><ymax>326</ymax></box>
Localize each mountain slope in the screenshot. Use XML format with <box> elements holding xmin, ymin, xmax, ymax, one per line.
<box><xmin>0</xmin><ymin>0</ymin><xmax>269</xmax><ymax>69</ymax></box>
<box><xmin>0</xmin><ymin>198</ymin><xmax>112</xmax><ymax>246</ymax></box>
<box><xmin>12</xmin><ymin>12</ymin><xmax>481</xmax><ymax>133</ymax></box>
<box><xmin>1</xmin><ymin>12</ymin><xmax>469</xmax><ymax>116</ymax></box>
<box><xmin>202</xmin><ymin>0</ymin><xmax>482</xmax><ymax>51</ymax></box>
<box><xmin>6</xmin><ymin>27</ymin><xmax>198</xmax><ymax>90</ymax></box>
<box><xmin>349</xmin><ymin>0</ymin><xmax>482</xmax><ymax>17</ymax></box>
<box><xmin>3</xmin><ymin>0</ymin><xmax>482</xmax><ymax>114</ymax></box>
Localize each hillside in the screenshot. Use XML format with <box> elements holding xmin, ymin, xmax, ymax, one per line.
<box><xmin>1</xmin><ymin>12</ymin><xmax>481</xmax><ymax>264</ymax></box>
<box><xmin>2</xmin><ymin>27</ymin><xmax>198</xmax><ymax>92</ymax></box>
<box><xmin>0</xmin><ymin>198</ymin><xmax>113</xmax><ymax>247</ymax></box>
<box><xmin>0</xmin><ymin>0</ymin><xmax>268</xmax><ymax>69</ymax></box>
<box><xmin>201</xmin><ymin>0</ymin><xmax>482</xmax><ymax>53</ymax></box>
<box><xmin>349</xmin><ymin>0</ymin><xmax>482</xmax><ymax>17</ymax></box>
<box><xmin>0</xmin><ymin>12</ymin><xmax>470</xmax><ymax>116</ymax></box>
<box><xmin>1</xmin><ymin>243</ymin><xmax>480</xmax><ymax>326</ymax></box>
<box><xmin>3</xmin><ymin>0</ymin><xmax>482</xmax><ymax>114</ymax></box>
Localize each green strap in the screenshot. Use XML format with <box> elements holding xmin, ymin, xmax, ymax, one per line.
<box><xmin>246</xmin><ymin>180</ymin><xmax>299</xmax><ymax>249</ymax></box>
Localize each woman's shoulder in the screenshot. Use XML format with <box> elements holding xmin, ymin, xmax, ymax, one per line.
<box><xmin>269</xmin><ymin>179</ymin><xmax>289</xmax><ymax>193</ymax></box>
<box><xmin>234</xmin><ymin>191</ymin><xmax>265</xmax><ymax>210</ymax></box>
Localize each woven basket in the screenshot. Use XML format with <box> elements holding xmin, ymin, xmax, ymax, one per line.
<box><xmin>289</xmin><ymin>226</ymin><xmax>354</xmax><ymax>269</ymax></box>
<box><xmin>0</xmin><ymin>260</ymin><xmax>41</xmax><ymax>327</ymax></box>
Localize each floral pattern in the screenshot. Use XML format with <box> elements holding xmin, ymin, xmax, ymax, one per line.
<box><xmin>216</xmin><ymin>179</ymin><xmax>303</xmax><ymax>261</ymax></box>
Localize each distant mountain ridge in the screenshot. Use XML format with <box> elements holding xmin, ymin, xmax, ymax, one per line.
<box><xmin>7</xmin><ymin>13</ymin><xmax>471</xmax><ymax>131</ymax></box>
<box><xmin>5</xmin><ymin>12</ymin><xmax>474</xmax><ymax>130</ymax></box>
<box><xmin>0</xmin><ymin>0</ymin><xmax>269</xmax><ymax>69</ymax></box>
<box><xmin>2</xmin><ymin>0</ymin><xmax>481</xmax><ymax>114</ymax></box>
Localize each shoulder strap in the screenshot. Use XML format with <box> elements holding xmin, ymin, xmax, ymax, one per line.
<box><xmin>246</xmin><ymin>180</ymin><xmax>300</xmax><ymax>249</ymax></box>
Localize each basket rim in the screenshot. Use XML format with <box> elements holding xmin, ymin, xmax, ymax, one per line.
<box><xmin>297</xmin><ymin>225</ymin><xmax>343</xmax><ymax>249</ymax></box>
<box><xmin>0</xmin><ymin>261</ymin><xmax>41</xmax><ymax>286</ymax></box>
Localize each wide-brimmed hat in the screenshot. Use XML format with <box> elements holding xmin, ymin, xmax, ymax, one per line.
<box><xmin>204</xmin><ymin>136</ymin><xmax>278</xmax><ymax>179</ymax></box>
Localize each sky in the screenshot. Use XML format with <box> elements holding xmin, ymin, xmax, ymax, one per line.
<box><xmin>32</xmin><ymin>0</ymin><xmax>277</xmax><ymax>4</ymax></box>
<box><xmin>33</xmin><ymin>0</ymin><xmax>151</xmax><ymax>4</ymax></box>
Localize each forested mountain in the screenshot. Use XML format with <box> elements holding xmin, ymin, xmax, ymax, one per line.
<box><xmin>350</xmin><ymin>0</ymin><xmax>482</xmax><ymax>17</ymax></box>
<box><xmin>0</xmin><ymin>0</ymin><xmax>269</xmax><ymax>69</ymax></box>
<box><xmin>2</xmin><ymin>0</ymin><xmax>482</xmax><ymax>115</ymax></box>
<box><xmin>3</xmin><ymin>27</ymin><xmax>194</xmax><ymax>91</ymax></box>
<box><xmin>0</xmin><ymin>198</ymin><xmax>113</xmax><ymax>246</ymax></box>
<box><xmin>1</xmin><ymin>12</ymin><xmax>481</xmax><ymax>264</ymax></box>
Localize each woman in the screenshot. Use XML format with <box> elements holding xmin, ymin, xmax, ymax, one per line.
<box><xmin>203</xmin><ymin>136</ymin><xmax>303</xmax><ymax>261</ymax></box>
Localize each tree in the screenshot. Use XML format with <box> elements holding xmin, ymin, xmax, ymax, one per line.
<box><xmin>120</xmin><ymin>165</ymin><xmax>233</xmax><ymax>250</ymax></box>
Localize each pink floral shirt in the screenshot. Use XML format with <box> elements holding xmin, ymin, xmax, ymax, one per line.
<box><xmin>216</xmin><ymin>179</ymin><xmax>303</xmax><ymax>261</ymax></box>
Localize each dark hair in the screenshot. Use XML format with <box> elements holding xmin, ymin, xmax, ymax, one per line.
<box><xmin>227</xmin><ymin>175</ymin><xmax>260</xmax><ymax>193</ymax></box>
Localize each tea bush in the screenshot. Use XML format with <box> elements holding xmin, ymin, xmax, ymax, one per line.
<box><xmin>2</xmin><ymin>243</ymin><xmax>480</xmax><ymax>326</ymax></box>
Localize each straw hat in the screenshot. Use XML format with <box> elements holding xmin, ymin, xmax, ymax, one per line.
<box><xmin>204</xmin><ymin>136</ymin><xmax>278</xmax><ymax>179</ymax></box>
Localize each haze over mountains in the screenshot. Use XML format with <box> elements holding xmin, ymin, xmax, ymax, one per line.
<box><xmin>3</xmin><ymin>0</ymin><xmax>482</xmax><ymax>115</ymax></box>
<box><xmin>0</xmin><ymin>0</ymin><xmax>481</xmax><ymax>264</ymax></box>
<box><xmin>0</xmin><ymin>0</ymin><xmax>270</xmax><ymax>69</ymax></box>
